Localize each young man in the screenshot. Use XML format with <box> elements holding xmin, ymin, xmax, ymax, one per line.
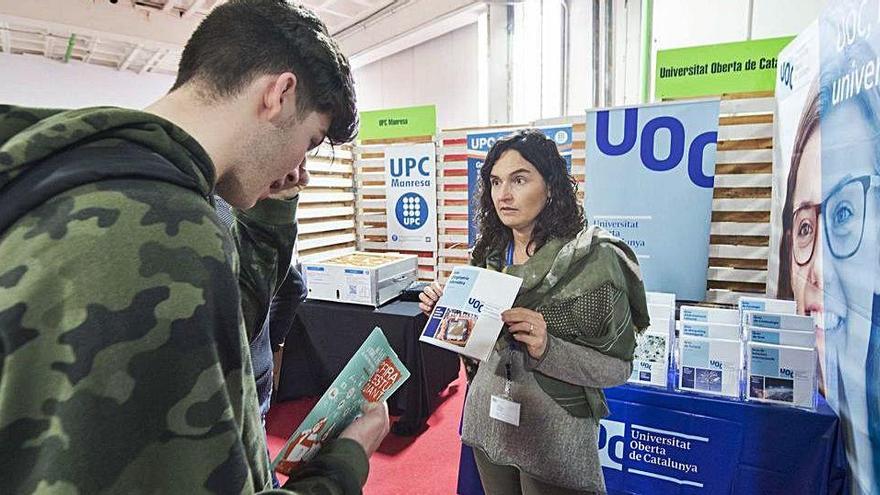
<box><xmin>0</xmin><ymin>1</ymin><xmax>388</xmax><ymax>493</ymax></box>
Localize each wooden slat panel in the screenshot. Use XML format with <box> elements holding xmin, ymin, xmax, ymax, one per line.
<box><xmin>714</xmin><ymin>173</ymin><xmax>771</xmax><ymax>187</ymax></box>
<box><xmin>712</xmin><ymin>211</ymin><xmax>771</xmax><ymax>223</ymax></box>
<box><xmin>717</xmin><ymin>123</ymin><xmax>773</xmax><ymax>141</ymax></box>
<box><xmin>716</xmin><ymin>149</ymin><xmax>772</xmax><ymax>164</ymax></box>
<box><xmin>719</xmin><ymin>97</ymin><xmax>774</xmax><ymax>115</ymax></box>
<box><xmin>298</xmin><ymin>232</ymin><xmax>357</xmax><ymax>251</ymax></box>
<box><xmin>298</xmin><ymin>219</ymin><xmax>356</xmax><ymax>235</ymax></box>
<box><xmin>711</xmin><ymin>198</ymin><xmax>771</xmax><ymax>211</ymax></box>
<box><xmin>298</xmin><ymin>207</ymin><xmax>354</xmax><ymax>219</ymax></box>
<box><xmin>709</xmin><ymin>244</ymin><xmax>769</xmax><ymax>259</ymax></box>
<box><xmin>298</xmin><ymin>245</ymin><xmax>357</xmax><ymax>262</ymax></box>
<box><xmin>299</xmin><ymin>192</ymin><xmax>355</xmax><ymax>203</ymax></box>
<box><xmin>707</xmin><ymin>267</ymin><xmax>767</xmax><ymax>283</ymax></box>
<box><xmin>711</xmin><ymin>222</ymin><xmax>770</xmax><ymax>236</ymax></box>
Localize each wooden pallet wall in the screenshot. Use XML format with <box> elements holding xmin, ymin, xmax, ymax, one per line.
<box><xmin>294</xmin><ymin>143</ymin><xmax>357</xmax><ymax>262</ymax></box>
<box><xmin>353</xmin><ymin>135</ymin><xmax>437</xmax><ymax>280</ymax></box>
<box><xmin>434</xmin><ymin>93</ymin><xmax>775</xmax><ymax>302</ymax></box>
<box><xmin>704</xmin><ymin>92</ymin><xmax>774</xmax><ymax>304</ymax></box>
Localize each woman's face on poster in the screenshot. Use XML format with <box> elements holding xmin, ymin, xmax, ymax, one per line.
<box><xmin>820</xmin><ymin>100</ymin><xmax>880</xmax><ymax>334</ymax></box>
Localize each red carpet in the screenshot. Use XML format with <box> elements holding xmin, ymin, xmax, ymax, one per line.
<box><xmin>267</xmin><ymin>366</ymin><xmax>467</xmax><ymax>494</ymax></box>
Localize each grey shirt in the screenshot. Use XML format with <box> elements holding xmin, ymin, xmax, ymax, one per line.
<box><xmin>461</xmin><ymin>332</ymin><xmax>632</xmax><ymax>493</ymax></box>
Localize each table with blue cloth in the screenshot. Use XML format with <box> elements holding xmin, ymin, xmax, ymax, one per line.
<box><xmin>458</xmin><ymin>383</ymin><xmax>848</xmax><ymax>494</ymax></box>
<box><xmin>277</xmin><ymin>299</ymin><xmax>460</xmax><ymax>436</ymax></box>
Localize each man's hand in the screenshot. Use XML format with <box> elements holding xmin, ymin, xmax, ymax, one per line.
<box><xmin>339</xmin><ymin>401</ymin><xmax>390</xmax><ymax>458</ymax></box>
<box><xmin>269</xmin><ymin>160</ymin><xmax>310</xmax><ymax>200</ymax></box>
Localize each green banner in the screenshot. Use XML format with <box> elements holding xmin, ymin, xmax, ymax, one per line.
<box><xmin>655</xmin><ymin>37</ymin><xmax>794</xmax><ymax>99</ymax></box>
<box><xmin>358</xmin><ymin>105</ymin><xmax>436</xmax><ymax>140</ymax></box>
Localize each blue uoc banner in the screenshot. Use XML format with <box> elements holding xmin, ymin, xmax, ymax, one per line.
<box><xmin>585</xmin><ymin>100</ymin><xmax>720</xmax><ymax>301</ymax></box>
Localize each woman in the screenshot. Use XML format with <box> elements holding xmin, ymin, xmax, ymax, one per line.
<box><xmin>776</xmin><ymin>51</ymin><xmax>880</xmax><ymax>491</ymax></box>
<box><xmin>420</xmin><ymin>130</ymin><xmax>649</xmax><ymax>494</ymax></box>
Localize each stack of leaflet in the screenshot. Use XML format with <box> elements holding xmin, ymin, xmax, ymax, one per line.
<box><xmin>629</xmin><ymin>292</ymin><xmax>676</xmax><ymax>388</ymax></box>
<box><xmin>676</xmin><ymin>306</ymin><xmax>742</xmax><ymax>399</ymax></box>
<box><xmin>741</xmin><ymin>305</ymin><xmax>817</xmax><ymax>410</ymax></box>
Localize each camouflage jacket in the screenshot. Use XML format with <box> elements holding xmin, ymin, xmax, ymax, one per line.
<box><xmin>0</xmin><ymin>106</ymin><xmax>368</xmax><ymax>494</ymax></box>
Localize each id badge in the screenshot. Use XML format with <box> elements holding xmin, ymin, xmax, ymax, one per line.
<box><xmin>489</xmin><ymin>394</ymin><xmax>521</xmax><ymax>426</ymax></box>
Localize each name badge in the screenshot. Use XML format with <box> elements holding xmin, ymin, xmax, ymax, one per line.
<box><xmin>489</xmin><ymin>395</ymin><xmax>521</xmax><ymax>426</ymax></box>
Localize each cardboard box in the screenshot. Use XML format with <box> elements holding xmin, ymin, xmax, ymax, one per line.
<box><xmin>302</xmin><ymin>251</ymin><xmax>418</xmax><ymax>307</ymax></box>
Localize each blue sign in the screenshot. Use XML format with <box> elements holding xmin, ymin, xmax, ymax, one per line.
<box><xmin>384</xmin><ymin>143</ymin><xmax>437</xmax><ymax>251</ymax></box>
<box><xmin>466</xmin><ymin>127</ymin><xmax>573</xmax><ymax>246</ymax></box>
<box><xmin>394</xmin><ymin>193</ymin><xmax>429</xmax><ymax>230</ymax></box>
<box><xmin>585</xmin><ymin>101</ymin><xmax>720</xmax><ymax>301</ymax></box>
<box><xmin>599</xmin><ymin>404</ymin><xmax>743</xmax><ymax>493</ymax></box>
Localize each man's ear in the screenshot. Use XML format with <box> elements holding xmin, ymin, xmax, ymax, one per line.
<box><xmin>260</xmin><ymin>72</ymin><xmax>298</xmax><ymax>123</ymax></box>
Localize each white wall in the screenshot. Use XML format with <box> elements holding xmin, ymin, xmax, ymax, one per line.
<box><xmin>650</xmin><ymin>0</ymin><xmax>827</xmax><ymax>99</ymax></box>
<box><xmin>0</xmin><ymin>53</ymin><xmax>174</xmax><ymax>109</ymax></box>
<box><xmin>353</xmin><ymin>23</ymin><xmax>480</xmax><ymax>131</ymax></box>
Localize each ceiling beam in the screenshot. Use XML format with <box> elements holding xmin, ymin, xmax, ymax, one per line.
<box><xmin>162</xmin><ymin>0</ymin><xmax>177</xmax><ymax>13</ymax></box>
<box><xmin>181</xmin><ymin>0</ymin><xmax>207</xmax><ymax>20</ymax></box>
<box><xmin>1</xmin><ymin>23</ymin><xmax>10</xmax><ymax>54</ymax></box>
<box><xmin>0</xmin><ymin>0</ymin><xmax>200</xmax><ymax>48</ymax></box>
<box><xmin>119</xmin><ymin>44</ymin><xmax>142</xmax><ymax>71</ymax></box>
<box><xmin>82</xmin><ymin>35</ymin><xmax>98</xmax><ymax>62</ymax></box>
<box><xmin>140</xmin><ymin>47</ymin><xmax>166</xmax><ymax>74</ymax></box>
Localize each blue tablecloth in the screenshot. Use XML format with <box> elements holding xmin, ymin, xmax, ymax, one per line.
<box><xmin>458</xmin><ymin>384</ymin><xmax>847</xmax><ymax>494</ymax></box>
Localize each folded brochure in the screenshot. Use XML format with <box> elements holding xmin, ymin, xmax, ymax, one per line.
<box><xmin>419</xmin><ymin>266</ymin><xmax>522</xmax><ymax>361</ymax></box>
<box><xmin>272</xmin><ymin>327</ymin><xmax>410</xmax><ymax>475</ymax></box>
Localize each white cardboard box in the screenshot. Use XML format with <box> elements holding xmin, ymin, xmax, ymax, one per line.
<box><xmin>302</xmin><ymin>251</ymin><xmax>418</xmax><ymax>307</ymax></box>
<box><xmin>746</xmin><ymin>342</ymin><xmax>817</xmax><ymax>409</ymax></box>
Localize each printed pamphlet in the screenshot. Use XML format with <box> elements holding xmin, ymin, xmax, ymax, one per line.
<box><xmin>747</xmin><ymin>342</ymin><xmax>817</xmax><ymax>409</ymax></box>
<box><xmin>272</xmin><ymin>327</ymin><xmax>410</xmax><ymax>475</ymax></box>
<box><xmin>419</xmin><ymin>266</ymin><xmax>522</xmax><ymax>361</ymax></box>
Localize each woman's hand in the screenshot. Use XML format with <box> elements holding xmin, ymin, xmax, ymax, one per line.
<box><xmin>502</xmin><ymin>307</ymin><xmax>548</xmax><ymax>359</ymax></box>
<box><xmin>418</xmin><ymin>281</ymin><xmax>444</xmax><ymax>316</ymax></box>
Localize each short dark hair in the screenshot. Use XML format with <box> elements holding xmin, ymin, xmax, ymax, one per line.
<box><xmin>471</xmin><ymin>129</ymin><xmax>584</xmax><ymax>265</ymax></box>
<box><xmin>172</xmin><ymin>0</ymin><xmax>357</xmax><ymax>144</ymax></box>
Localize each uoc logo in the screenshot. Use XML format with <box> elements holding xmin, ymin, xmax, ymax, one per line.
<box><xmin>395</xmin><ymin>193</ymin><xmax>428</xmax><ymax>230</ymax></box>
<box><xmin>779</xmin><ymin>368</ymin><xmax>795</xmax><ymax>378</ymax></box>
<box><xmin>598</xmin><ymin>419</ymin><xmax>626</xmax><ymax>471</ymax></box>
<box><xmin>468</xmin><ymin>297</ymin><xmax>483</xmax><ymax>313</ymax></box>
<box><xmin>779</xmin><ymin>60</ymin><xmax>794</xmax><ymax>91</ymax></box>
<box><xmin>595</xmin><ymin>108</ymin><xmax>717</xmax><ymax>188</ymax></box>
<box><xmin>709</xmin><ymin>359</ymin><xmax>723</xmax><ymax>370</ymax></box>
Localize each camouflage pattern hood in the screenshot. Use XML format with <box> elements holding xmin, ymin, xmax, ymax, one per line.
<box><xmin>0</xmin><ymin>106</ymin><xmax>369</xmax><ymax>494</ymax></box>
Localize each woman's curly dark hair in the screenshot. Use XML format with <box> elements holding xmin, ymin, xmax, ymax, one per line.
<box><xmin>471</xmin><ymin>129</ymin><xmax>584</xmax><ymax>265</ymax></box>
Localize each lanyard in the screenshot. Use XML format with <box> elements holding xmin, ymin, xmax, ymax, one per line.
<box><xmin>504</xmin><ymin>240</ymin><xmax>516</xmax><ymax>394</ymax></box>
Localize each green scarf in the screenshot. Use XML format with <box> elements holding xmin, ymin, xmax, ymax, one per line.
<box><xmin>481</xmin><ymin>226</ymin><xmax>650</xmax><ymax>422</ymax></box>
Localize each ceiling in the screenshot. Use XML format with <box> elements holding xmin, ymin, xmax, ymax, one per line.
<box><xmin>0</xmin><ymin>0</ymin><xmax>396</xmax><ymax>76</ymax></box>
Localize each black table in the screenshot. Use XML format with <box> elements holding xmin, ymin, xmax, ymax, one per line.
<box><xmin>277</xmin><ymin>298</ymin><xmax>460</xmax><ymax>435</ymax></box>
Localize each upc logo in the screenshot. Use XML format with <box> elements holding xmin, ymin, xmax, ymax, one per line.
<box><xmin>598</xmin><ymin>419</ymin><xmax>626</xmax><ymax>471</ymax></box>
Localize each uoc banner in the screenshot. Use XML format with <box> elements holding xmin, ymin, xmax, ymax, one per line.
<box><xmin>585</xmin><ymin>100</ymin><xmax>720</xmax><ymax>302</ymax></box>
<box><xmin>384</xmin><ymin>143</ymin><xmax>437</xmax><ymax>251</ymax></box>
<box><xmin>466</xmin><ymin>125</ymin><xmax>572</xmax><ymax>246</ymax></box>
<box><xmin>771</xmin><ymin>3</ymin><xmax>880</xmax><ymax>493</ymax></box>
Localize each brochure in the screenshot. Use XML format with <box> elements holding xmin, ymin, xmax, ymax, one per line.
<box><xmin>680</xmin><ymin>321</ymin><xmax>741</xmax><ymax>341</ymax></box>
<box><xmin>677</xmin><ymin>336</ymin><xmax>742</xmax><ymax>399</ymax></box>
<box><xmin>746</xmin><ymin>326</ymin><xmax>816</xmax><ymax>348</ymax></box>
<box><xmin>629</xmin><ymin>321</ymin><xmax>672</xmax><ymax>388</ymax></box>
<box><xmin>419</xmin><ymin>266</ymin><xmax>522</xmax><ymax>361</ymax></box>
<box><xmin>272</xmin><ymin>327</ymin><xmax>410</xmax><ymax>475</ymax></box>
<box><xmin>745</xmin><ymin>311</ymin><xmax>814</xmax><ymax>332</ymax></box>
<box><xmin>738</xmin><ymin>296</ymin><xmax>796</xmax><ymax>324</ymax></box>
<box><xmin>747</xmin><ymin>342</ymin><xmax>817</xmax><ymax>409</ymax></box>
<box><xmin>680</xmin><ymin>305</ymin><xmax>740</xmax><ymax>325</ymax></box>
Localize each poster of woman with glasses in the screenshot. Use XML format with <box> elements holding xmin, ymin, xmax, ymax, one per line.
<box><xmin>772</xmin><ymin>4</ymin><xmax>880</xmax><ymax>492</ymax></box>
